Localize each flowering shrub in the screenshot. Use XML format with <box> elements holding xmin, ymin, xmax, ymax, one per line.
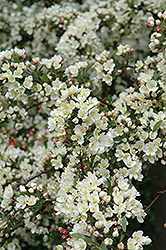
<box><xmin>0</xmin><ymin>1</ymin><xmax>166</xmax><ymax>250</ymax></box>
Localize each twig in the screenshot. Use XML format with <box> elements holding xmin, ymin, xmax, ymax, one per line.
<box><xmin>0</xmin><ymin>221</ymin><xmax>24</xmax><ymax>239</ymax></box>
<box><xmin>121</xmin><ymin>65</ymin><xmax>135</xmax><ymax>69</ymax></box>
<box><xmin>90</xmin><ymin>93</ymin><xmax>113</xmax><ymax>108</ymax></box>
<box><xmin>144</xmin><ymin>190</ymin><xmax>166</xmax><ymax>212</ymax></box>
<box><xmin>15</xmin><ymin>168</ymin><xmax>54</xmax><ymax>191</ymax></box>
<box><xmin>26</xmin><ymin>101</ymin><xmax>43</xmax><ymax>111</ymax></box>
<box><xmin>44</xmin><ymin>198</ymin><xmax>56</xmax><ymax>203</ymax></box>
<box><xmin>10</xmin><ymin>221</ymin><xmax>24</xmax><ymax>233</ymax></box>
<box><xmin>80</xmin><ymin>158</ymin><xmax>85</xmax><ymax>176</ymax></box>
<box><xmin>48</xmin><ymin>240</ymin><xmax>57</xmax><ymax>250</ymax></box>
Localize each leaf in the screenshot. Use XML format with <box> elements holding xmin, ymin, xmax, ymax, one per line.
<box><xmin>99</xmin><ymin>243</ymin><xmax>108</xmax><ymax>250</ymax></box>
<box><xmin>88</xmin><ymin>45</ymin><xmax>93</xmax><ymax>54</ymax></box>
<box><xmin>70</xmin><ymin>233</ymin><xmax>101</xmax><ymax>249</ymax></box>
<box><xmin>122</xmin><ymin>216</ymin><xmax>127</xmax><ymax>232</ymax></box>
<box><xmin>105</xmin><ymin>95</ymin><xmax>112</xmax><ymax>103</ymax></box>
<box><xmin>70</xmin><ymin>233</ymin><xmax>93</xmax><ymax>245</ymax></box>
<box><xmin>107</xmin><ymin>178</ymin><xmax>112</xmax><ymax>193</ymax></box>
<box><xmin>13</xmin><ymin>54</ymin><xmax>19</xmax><ymax>63</ymax></box>
<box><xmin>3</xmin><ymin>213</ymin><xmax>8</xmax><ymax>223</ymax></box>
<box><xmin>9</xmin><ymin>221</ymin><xmax>15</xmax><ymax>229</ymax></box>
<box><xmin>0</xmin><ymin>121</ymin><xmax>7</xmax><ymax>128</ymax></box>
<box><xmin>86</xmin><ymin>62</ymin><xmax>95</xmax><ymax>72</ymax></box>
<box><xmin>33</xmin><ymin>204</ymin><xmax>43</xmax><ymax>214</ymax></box>
<box><xmin>74</xmin><ymin>174</ymin><xmax>79</xmax><ymax>187</ymax></box>
<box><xmin>42</xmin><ymin>73</ymin><xmax>50</xmax><ymax>83</ymax></box>
<box><xmin>90</xmin><ymin>154</ymin><xmax>96</xmax><ymax>168</ymax></box>
<box><xmin>153</xmin><ymin>120</ymin><xmax>162</xmax><ymax>132</ymax></box>
<box><xmin>120</xmin><ymin>233</ymin><xmax>125</xmax><ymax>242</ymax></box>
<box><xmin>33</xmin><ymin>85</ymin><xmax>38</xmax><ymax>92</ymax></box>
<box><xmin>114</xmin><ymin>136</ymin><xmax>123</xmax><ymax>142</ymax></box>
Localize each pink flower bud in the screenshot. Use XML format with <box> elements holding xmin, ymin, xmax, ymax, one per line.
<box><xmin>43</xmin><ymin>192</ymin><xmax>48</xmax><ymax>198</ymax></box>
<box><xmin>22</xmin><ymin>54</ymin><xmax>26</xmax><ymax>59</ymax></box>
<box><xmin>58</xmin><ymin>227</ymin><xmax>63</xmax><ymax>232</ymax></box>
<box><xmin>117</xmin><ymin>70</ymin><xmax>122</xmax><ymax>74</ymax></box>
<box><xmin>84</xmin><ymin>165</ymin><xmax>88</xmax><ymax>170</ymax></box>
<box><xmin>93</xmin><ymin>231</ymin><xmax>100</xmax><ymax>237</ymax></box>
<box><xmin>62</xmin><ymin>235</ymin><xmax>67</xmax><ymax>239</ymax></box>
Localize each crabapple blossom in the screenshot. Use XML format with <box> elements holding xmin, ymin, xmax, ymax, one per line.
<box><xmin>0</xmin><ymin>2</ymin><xmax>166</xmax><ymax>250</ymax></box>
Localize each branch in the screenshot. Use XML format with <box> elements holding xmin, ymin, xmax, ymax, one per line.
<box><xmin>144</xmin><ymin>190</ymin><xmax>166</xmax><ymax>212</ymax></box>
<box><xmin>90</xmin><ymin>93</ymin><xmax>113</xmax><ymax>108</ymax></box>
<box><xmin>80</xmin><ymin>158</ymin><xmax>85</xmax><ymax>176</ymax></box>
<box><xmin>10</xmin><ymin>220</ymin><xmax>24</xmax><ymax>233</ymax></box>
<box><xmin>48</xmin><ymin>240</ymin><xmax>57</xmax><ymax>250</ymax></box>
<box><xmin>15</xmin><ymin>168</ymin><xmax>54</xmax><ymax>191</ymax></box>
<box><xmin>121</xmin><ymin>65</ymin><xmax>135</xmax><ymax>69</ymax></box>
<box><xmin>0</xmin><ymin>221</ymin><xmax>24</xmax><ymax>239</ymax></box>
<box><xmin>44</xmin><ymin>198</ymin><xmax>56</xmax><ymax>204</ymax></box>
<box><xmin>26</xmin><ymin>101</ymin><xmax>43</xmax><ymax>111</ymax></box>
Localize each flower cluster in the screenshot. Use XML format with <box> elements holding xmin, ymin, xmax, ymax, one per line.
<box><xmin>0</xmin><ymin>0</ymin><xmax>166</xmax><ymax>61</ymax></box>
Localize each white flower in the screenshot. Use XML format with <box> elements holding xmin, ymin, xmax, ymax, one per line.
<box><xmin>41</xmin><ymin>58</ymin><xmax>53</xmax><ymax>68</ymax></box>
<box><xmin>14</xmin><ymin>47</ymin><xmax>25</xmax><ymax>56</ymax></box>
<box><xmin>135</xmin><ymin>60</ymin><xmax>143</xmax><ymax>69</ymax></box>
<box><xmin>68</xmin><ymin>65</ymin><xmax>78</xmax><ymax>76</ymax></box>
<box><xmin>135</xmin><ymin>140</ymin><xmax>145</xmax><ymax>151</ymax></box>
<box><xmin>103</xmin><ymin>74</ymin><xmax>113</xmax><ymax>85</ymax></box>
<box><xmin>146</xmin><ymin>80</ymin><xmax>158</xmax><ymax>92</ymax></box>
<box><xmin>73</xmin><ymin>238</ymin><xmax>87</xmax><ymax>250</ymax></box>
<box><xmin>27</xmin><ymin>195</ymin><xmax>36</xmax><ymax>206</ymax></box>
<box><xmin>15</xmin><ymin>123</ymin><xmax>23</xmax><ymax>130</ymax></box>
<box><xmin>20</xmin><ymin>185</ymin><xmax>26</xmax><ymax>192</ymax></box>
<box><xmin>7</xmin><ymin>242</ymin><xmax>16</xmax><ymax>250</ymax></box>
<box><xmin>56</xmin><ymin>245</ymin><xmax>63</xmax><ymax>250</ymax></box>
<box><xmin>103</xmin><ymin>59</ymin><xmax>115</xmax><ymax>72</ymax></box>
<box><xmin>23</xmin><ymin>76</ymin><xmax>33</xmax><ymax>89</ymax></box>
<box><xmin>19</xmin><ymin>108</ymin><xmax>27</xmax><ymax>117</ymax></box>
<box><xmin>127</xmin><ymin>238</ymin><xmax>139</xmax><ymax>249</ymax></box>
<box><xmin>15</xmin><ymin>195</ymin><xmax>28</xmax><ymax>209</ymax></box>
<box><xmin>95</xmin><ymin>62</ymin><xmax>103</xmax><ymax>72</ymax></box>
<box><xmin>104</xmin><ymin>238</ymin><xmax>113</xmax><ymax>246</ymax></box>
<box><xmin>53</xmin><ymin>55</ymin><xmax>62</xmax><ymax>69</ymax></box>
<box><xmin>3</xmin><ymin>185</ymin><xmax>13</xmax><ymax>199</ymax></box>
<box><xmin>143</xmin><ymin>142</ymin><xmax>158</xmax><ymax>156</ymax></box>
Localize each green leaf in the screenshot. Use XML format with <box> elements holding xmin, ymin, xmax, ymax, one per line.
<box><xmin>114</xmin><ymin>136</ymin><xmax>123</xmax><ymax>142</ymax></box>
<box><xmin>105</xmin><ymin>95</ymin><xmax>112</xmax><ymax>103</ymax></box>
<box><xmin>70</xmin><ymin>233</ymin><xmax>84</xmax><ymax>239</ymax></box>
<box><xmin>86</xmin><ymin>62</ymin><xmax>95</xmax><ymax>72</ymax></box>
<box><xmin>70</xmin><ymin>233</ymin><xmax>101</xmax><ymax>249</ymax></box>
<box><xmin>13</xmin><ymin>54</ymin><xmax>19</xmax><ymax>63</ymax></box>
<box><xmin>153</xmin><ymin>120</ymin><xmax>162</xmax><ymax>132</ymax></box>
<box><xmin>88</xmin><ymin>45</ymin><xmax>93</xmax><ymax>54</ymax></box>
<box><xmin>99</xmin><ymin>243</ymin><xmax>108</xmax><ymax>250</ymax></box>
<box><xmin>42</xmin><ymin>73</ymin><xmax>50</xmax><ymax>83</ymax></box>
<box><xmin>3</xmin><ymin>213</ymin><xmax>8</xmax><ymax>223</ymax></box>
<box><xmin>33</xmin><ymin>85</ymin><xmax>38</xmax><ymax>92</ymax></box>
<box><xmin>120</xmin><ymin>233</ymin><xmax>125</xmax><ymax>242</ymax></box>
<box><xmin>122</xmin><ymin>216</ymin><xmax>127</xmax><ymax>232</ymax></box>
<box><xmin>0</xmin><ymin>121</ymin><xmax>7</xmax><ymax>128</ymax></box>
<box><xmin>74</xmin><ymin>174</ymin><xmax>79</xmax><ymax>187</ymax></box>
<box><xmin>107</xmin><ymin>178</ymin><xmax>112</xmax><ymax>193</ymax></box>
<box><xmin>33</xmin><ymin>204</ymin><xmax>43</xmax><ymax>214</ymax></box>
<box><xmin>9</xmin><ymin>221</ymin><xmax>15</xmax><ymax>229</ymax></box>
<box><xmin>70</xmin><ymin>233</ymin><xmax>93</xmax><ymax>245</ymax></box>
